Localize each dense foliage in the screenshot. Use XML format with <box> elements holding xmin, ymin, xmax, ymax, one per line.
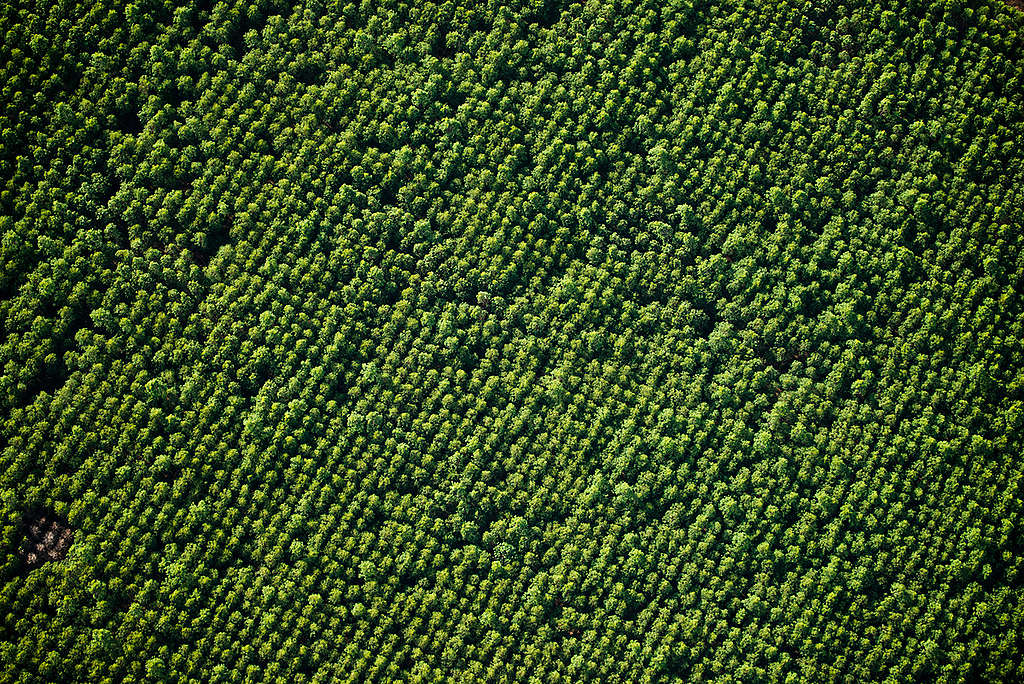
<box><xmin>2</xmin><ymin>0</ymin><xmax>1024</xmax><ymax>680</ymax></box>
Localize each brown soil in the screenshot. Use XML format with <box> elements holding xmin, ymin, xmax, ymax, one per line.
<box><xmin>18</xmin><ymin>510</ymin><xmax>74</xmax><ymax>569</ymax></box>
<box><xmin>1005</xmin><ymin>0</ymin><xmax>1024</xmax><ymax>10</ymax></box>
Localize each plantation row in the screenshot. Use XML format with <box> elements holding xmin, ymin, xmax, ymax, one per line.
<box><xmin>2</xmin><ymin>0</ymin><xmax>1023</xmax><ymax>681</ymax></box>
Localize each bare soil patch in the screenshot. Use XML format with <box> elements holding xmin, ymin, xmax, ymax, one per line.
<box><xmin>18</xmin><ymin>509</ymin><xmax>74</xmax><ymax>569</ymax></box>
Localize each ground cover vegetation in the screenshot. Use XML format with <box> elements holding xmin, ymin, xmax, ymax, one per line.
<box><xmin>2</xmin><ymin>0</ymin><xmax>1024</xmax><ymax>681</ymax></box>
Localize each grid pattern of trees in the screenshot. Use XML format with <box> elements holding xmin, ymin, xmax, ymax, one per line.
<box><xmin>2</xmin><ymin>0</ymin><xmax>1023</xmax><ymax>681</ymax></box>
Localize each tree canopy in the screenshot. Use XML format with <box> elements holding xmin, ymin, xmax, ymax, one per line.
<box><xmin>2</xmin><ymin>0</ymin><xmax>1023</xmax><ymax>681</ymax></box>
